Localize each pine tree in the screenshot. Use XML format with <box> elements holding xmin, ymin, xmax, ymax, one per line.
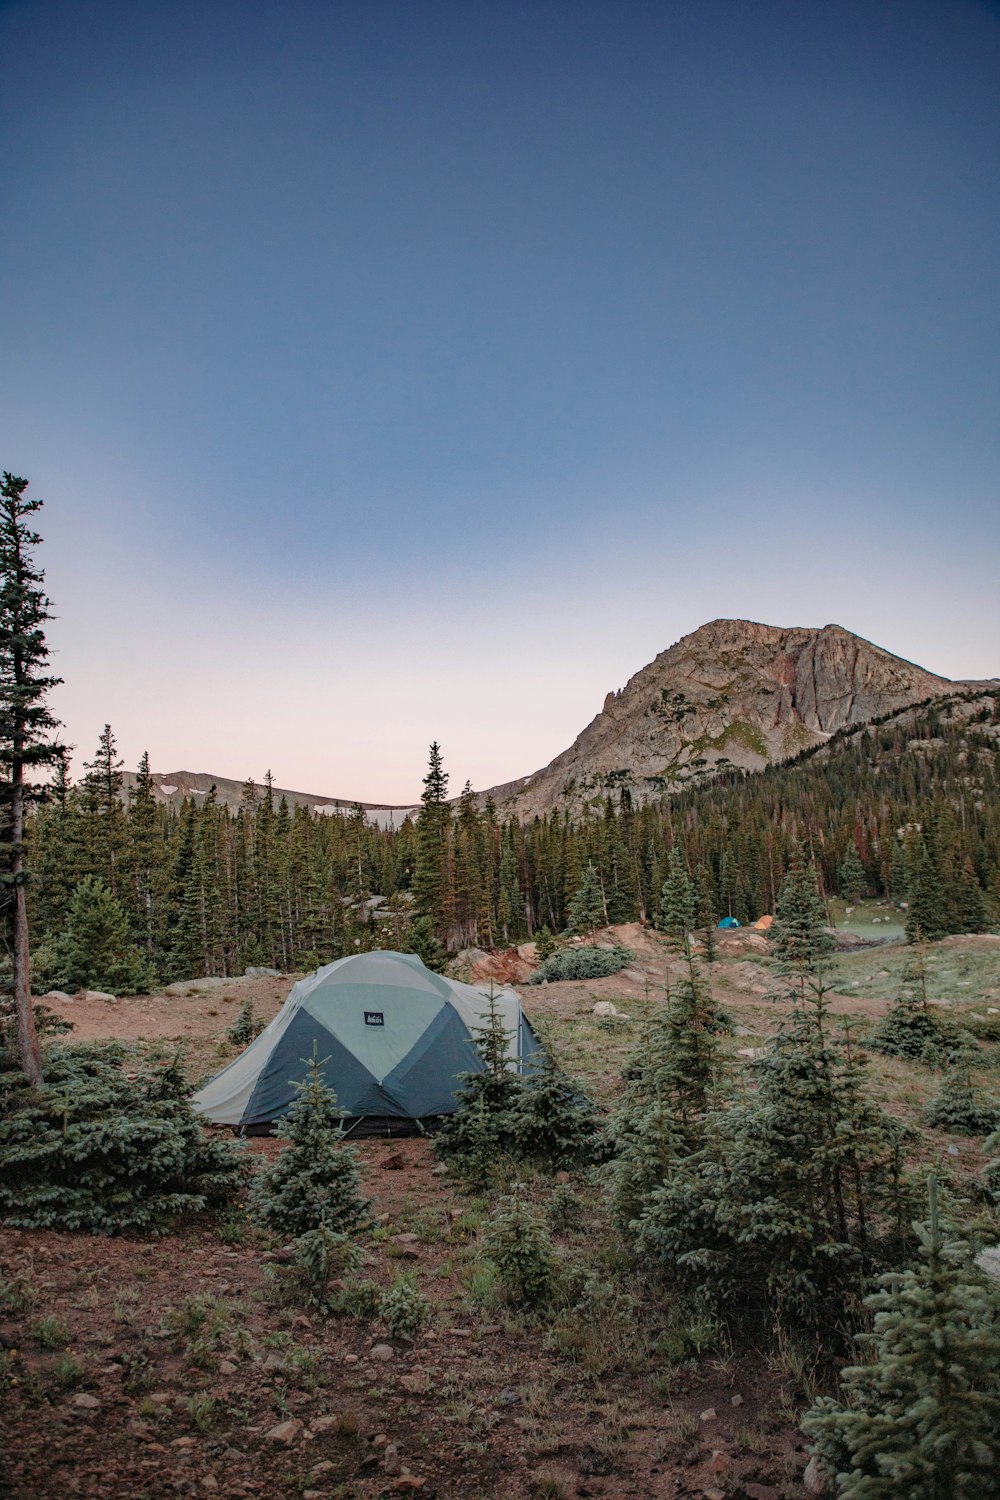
<box><xmin>839</xmin><ymin>844</ymin><xmax>867</xmax><ymax>903</ymax></box>
<box><xmin>434</xmin><ymin>983</ymin><xmax>524</xmax><ymax>1181</ymax></box>
<box><xmin>656</xmin><ymin>846</ymin><xmax>696</xmax><ymax>946</ymax></box>
<box><xmin>638</xmin><ymin>978</ymin><xmax>912</xmax><ymax>1336</ymax></box>
<box><xmin>126</xmin><ymin>752</ymin><xmax>162</xmax><ymax>962</ymax></box>
<box><xmin>925</xmin><ymin>1066</ymin><xmax>1000</xmax><ymax>1137</ymax></box>
<box><xmin>567</xmin><ymin>862</ymin><xmax>605</xmax><ymax>939</ymax></box>
<box><xmin>803</xmin><ymin>1177</ymin><xmax>1000</xmax><ymax>1499</ymax></box>
<box><xmin>0</xmin><ymin>474</ymin><xmax>65</xmax><ymax>1084</ymax></box>
<box><xmin>251</xmin><ymin>1045</ymin><xmax>369</xmax><ymax>1240</ymax></box>
<box><xmin>81</xmin><ymin>724</ymin><xmax>126</xmax><ymax>896</ymax></box>
<box><xmin>511</xmin><ymin>1041</ymin><xmax>598</xmax><ymax>1169</ymax></box>
<box><xmin>53</xmin><ymin>876</ymin><xmax>149</xmax><ymax>994</ymax></box>
<box><xmin>412</xmin><ymin>743</ymin><xmax>450</xmax><ymax>942</ymax></box>
<box><xmin>770</xmin><ymin>846</ymin><xmax>835</xmax><ymax>971</ymax></box>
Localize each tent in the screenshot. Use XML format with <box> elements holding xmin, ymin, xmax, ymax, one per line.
<box><xmin>192</xmin><ymin>950</ymin><xmax>539</xmax><ymax>1135</ymax></box>
<box><xmin>717</xmin><ymin>916</ymin><xmax>741</xmax><ymax>929</ymax></box>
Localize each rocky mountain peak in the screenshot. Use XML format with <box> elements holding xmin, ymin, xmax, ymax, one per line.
<box><xmin>486</xmin><ymin>618</ymin><xmax>968</xmax><ymax>818</ymax></box>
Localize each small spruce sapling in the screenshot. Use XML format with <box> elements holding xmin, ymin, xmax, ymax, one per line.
<box><xmin>925</xmin><ymin>1066</ymin><xmax>1000</xmax><ymax>1137</ymax></box>
<box><xmin>482</xmin><ymin>1188</ymin><xmax>559</xmax><ymax>1311</ymax></box>
<box><xmin>434</xmin><ymin>983</ymin><xmax>523</xmax><ymax>1182</ymax></box>
<box><xmin>511</xmin><ymin>1038</ymin><xmax>598</xmax><ymax>1170</ymax></box>
<box><xmin>251</xmin><ymin>1046</ymin><xmax>369</xmax><ymax>1241</ymax></box>
<box><xmin>803</xmin><ymin>1177</ymin><xmax>1000</xmax><ymax>1499</ymax></box>
<box><xmin>566</xmin><ymin>863</ymin><xmax>605</xmax><ymax>940</ymax></box>
<box><xmin>227</xmin><ymin>999</ymin><xmax>263</xmax><ymax>1048</ymax></box>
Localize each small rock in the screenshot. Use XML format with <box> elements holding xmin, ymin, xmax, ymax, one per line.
<box><xmin>384</xmin><ymin>1443</ymin><xmax>402</xmax><ymax>1475</ymax></box>
<box><xmin>310</xmin><ymin>1416</ymin><xmax>339</xmax><ymax>1434</ymax></box>
<box><xmin>745</xmin><ymin>1486</ymin><xmax>780</xmax><ymax>1500</ymax></box>
<box><xmin>730</xmin><ymin>1393</ymin><xmax>743</xmax><ymax>1407</ymax></box>
<box><xmin>393</xmin><ymin>1481</ymin><xmax>426</xmax><ymax>1492</ymax></box>
<box><xmin>343</xmin><ymin>1353</ymin><xmax>359</xmax><ymax>1364</ymax></box>
<box><xmin>148</xmin><ymin>1392</ymin><xmax>173</xmax><ymax>1406</ymax></box>
<box><xmin>371</xmin><ymin>1343</ymin><xmax>395</xmax><ymax>1362</ymax></box>
<box><xmin>700</xmin><ymin>1407</ymin><xmax>717</xmax><ymax>1422</ymax></box>
<box><xmin>394</xmin><ymin>1232</ymin><xmax>419</xmax><ymax>1244</ymax></box>
<box><xmin>431</xmin><ymin>1164</ymin><xmax>448</xmax><ymax>1176</ymax></box>
<box><xmin>201</xmin><ymin>1478</ymin><xmax>218</xmax><ymax>1493</ymax></box>
<box><xmin>709</xmin><ymin>1450</ymin><xmax>731</xmax><ymax>1474</ymax></box>
<box><xmin>554</xmin><ymin>1170</ymin><xmax>571</xmax><ymax>1185</ymax></box>
<box><xmin>703</xmin><ymin>1490</ymin><xmax>726</xmax><ymax>1500</ymax></box>
<box><xmin>263</xmin><ymin>1352</ymin><xmax>285</xmax><ymax>1371</ymax></box>
<box><xmin>265</xmin><ymin>1418</ymin><xmax>304</xmax><ymax>1445</ymax></box>
<box><xmin>804</xmin><ymin>1453</ymin><xmax>830</xmax><ymax>1495</ymax></box>
<box><xmin>373</xmin><ymin>1433</ymin><xmax>389</xmax><ymax>1446</ymax></box>
<box><xmin>172</xmin><ymin>1437</ymin><xmax>196</xmax><ymax>1449</ymax></box>
<box><xmin>310</xmin><ymin>1460</ymin><xmax>335</xmax><ymax>1476</ymax></box>
<box><xmin>218</xmin><ymin>1359</ymin><xmax>237</xmax><ymax>1375</ymax></box>
<box><xmin>382</xmin><ymin>1153</ymin><xmax>406</xmax><ymax>1170</ymax></box>
<box><xmin>72</xmin><ymin>1393</ymin><xmax>100</xmax><ymax>1410</ymax></box>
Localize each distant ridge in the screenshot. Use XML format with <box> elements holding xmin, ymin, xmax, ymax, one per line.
<box><xmin>120</xmin><ymin>768</ymin><xmax>420</xmax><ymax>830</ymax></box>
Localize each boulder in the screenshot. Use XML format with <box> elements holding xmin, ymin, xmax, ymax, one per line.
<box><xmin>83</xmin><ymin>990</ymin><xmax>117</xmax><ymax>1003</ymax></box>
<box><xmin>245</xmin><ymin>965</ymin><xmax>281</xmax><ymax>978</ymax></box>
<box><xmin>803</xmin><ymin>1454</ymin><xmax>830</xmax><ymax>1494</ymax></box>
<box><xmin>265</xmin><ymin>1418</ymin><xmax>303</xmax><ymax>1445</ymax></box>
<box><xmin>72</xmin><ymin>1393</ymin><xmax>100</xmax><ymax>1410</ymax></box>
<box><xmin>371</xmin><ymin>1343</ymin><xmax>395</xmax><ymax>1362</ymax></box>
<box><xmin>592</xmin><ymin>1000</ymin><xmax>630</xmax><ymax>1021</ymax></box>
<box><xmin>43</xmin><ymin>990</ymin><xmax>72</xmax><ymax>1002</ymax></box>
<box><xmin>974</xmin><ymin>1246</ymin><xmax>1000</xmax><ymax>1286</ymax></box>
<box><xmin>383</xmin><ymin>1443</ymin><xmax>402</xmax><ymax>1475</ymax></box>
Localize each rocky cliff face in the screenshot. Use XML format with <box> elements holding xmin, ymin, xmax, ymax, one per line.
<box><xmin>486</xmin><ymin>619</ymin><xmax>968</xmax><ymax>818</ymax></box>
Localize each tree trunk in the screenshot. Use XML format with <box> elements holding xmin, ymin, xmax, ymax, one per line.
<box><xmin>11</xmin><ymin>775</ymin><xmax>42</xmax><ymax>1086</ymax></box>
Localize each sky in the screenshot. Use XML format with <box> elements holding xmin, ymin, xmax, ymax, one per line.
<box><xmin>2</xmin><ymin>0</ymin><xmax>998</xmax><ymax>803</ymax></box>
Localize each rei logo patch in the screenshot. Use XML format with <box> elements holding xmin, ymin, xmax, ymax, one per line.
<box><xmin>364</xmin><ymin>1011</ymin><xmax>385</xmax><ymax>1027</ymax></box>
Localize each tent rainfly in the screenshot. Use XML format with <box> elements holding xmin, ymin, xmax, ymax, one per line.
<box><xmin>191</xmin><ymin>950</ymin><xmax>539</xmax><ymax>1135</ymax></box>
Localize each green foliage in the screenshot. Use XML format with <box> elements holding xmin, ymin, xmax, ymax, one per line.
<box><xmin>482</xmin><ymin>1190</ymin><xmax>560</xmax><ymax>1310</ymax></box>
<box><xmin>51</xmin><ymin>876</ymin><xmax>150</xmax><ymax>994</ymax></box>
<box><xmin>656</xmin><ymin>847</ymin><xmax>696</xmax><ymax>945</ymax></box>
<box><xmin>868</xmin><ymin>997</ymin><xmax>975</xmax><ymax>1067</ymax></box>
<box><xmin>609</xmin><ymin>946</ymin><xmax>723</xmax><ymax>1231</ymax></box>
<box><xmin>511</xmin><ymin>1045</ymin><xmax>599</xmax><ymax>1170</ymax></box>
<box><xmin>378</xmin><ymin>1275</ymin><xmax>431</xmax><ymax>1342</ymax></box>
<box><xmin>635</xmin><ymin>979</ymin><xmax>915</xmax><ymax>1339</ymax></box>
<box><xmin>251</xmin><ymin>1047</ymin><xmax>369</xmax><ymax>1241</ymax></box>
<box><xmin>770</xmin><ymin>848</ymin><xmax>835</xmax><ymax>971</ymax></box>
<box><xmin>528</xmin><ymin>945</ymin><xmax>634</xmax><ymax>984</ymax></box>
<box><xmin>566</xmin><ymin>863</ymin><xmax>605</xmax><ymax>938</ymax></box>
<box><xmin>925</xmin><ymin>1069</ymin><xmax>1000</xmax><ymax>1137</ymax></box>
<box><xmin>838</xmin><ymin>844</ymin><xmax>868</xmax><ymax>904</ymax></box>
<box><xmin>803</xmin><ymin>1179</ymin><xmax>1000</xmax><ymax>1499</ymax></box>
<box><xmin>226</xmin><ymin>999</ymin><xmax>264</xmax><ymax>1048</ymax></box>
<box><xmin>271</xmin><ymin>1226</ymin><xmax>363</xmax><ymax>1310</ymax></box>
<box><xmin>0</xmin><ymin>1043</ymin><xmax>246</xmax><ymax>1233</ymax></box>
<box><xmin>535</xmin><ymin>925</ymin><xmax>557</xmax><ymax>961</ymax></box>
<box><xmin>434</xmin><ymin>986</ymin><xmax>524</xmax><ymax>1182</ymax></box>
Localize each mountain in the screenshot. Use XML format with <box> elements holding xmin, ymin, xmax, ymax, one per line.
<box><xmin>481</xmin><ymin>619</ymin><xmax>994</xmax><ymax>818</ymax></box>
<box><xmin>122</xmin><ymin>620</ymin><xmax>995</xmax><ymax>825</ymax></box>
<box><xmin>120</xmin><ymin>768</ymin><xmax>420</xmax><ymax>830</ymax></box>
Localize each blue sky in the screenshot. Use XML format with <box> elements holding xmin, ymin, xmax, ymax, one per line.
<box><xmin>2</xmin><ymin>0</ymin><xmax>998</xmax><ymax>800</ymax></box>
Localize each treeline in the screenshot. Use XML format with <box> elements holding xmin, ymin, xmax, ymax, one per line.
<box><xmin>22</xmin><ymin>695</ymin><xmax>1000</xmax><ymax>989</ymax></box>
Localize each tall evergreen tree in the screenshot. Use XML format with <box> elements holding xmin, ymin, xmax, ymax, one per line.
<box><xmin>567</xmin><ymin>862</ymin><xmax>605</xmax><ymax>938</ymax></box>
<box><xmin>81</xmin><ymin>724</ymin><xmax>126</xmax><ymax>895</ymax></box>
<box><xmin>771</xmin><ymin>845</ymin><xmax>835</xmax><ymax>971</ymax></box>
<box><xmin>0</xmin><ymin>473</ymin><xmax>64</xmax><ymax>1084</ymax></box>
<box><xmin>413</xmin><ymin>742</ymin><xmax>450</xmax><ymax>941</ymax></box>
<box><xmin>657</xmin><ymin>846</ymin><xmax>696</xmax><ymax>946</ymax></box>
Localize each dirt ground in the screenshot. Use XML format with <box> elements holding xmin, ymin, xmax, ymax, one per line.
<box><xmin>3</xmin><ymin>927</ymin><xmax>999</xmax><ymax>1499</ymax></box>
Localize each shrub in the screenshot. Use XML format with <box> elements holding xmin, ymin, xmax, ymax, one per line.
<box><xmin>482</xmin><ymin>1190</ymin><xmax>559</xmax><ymax>1311</ymax></box>
<box><xmin>268</xmin><ymin>1226</ymin><xmax>363</xmax><ymax>1311</ymax></box>
<box><xmin>511</xmin><ymin>1047</ymin><xmax>599</xmax><ymax>1170</ymax></box>
<box><xmin>0</xmin><ymin>1043</ymin><xmax>247</xmax><ymax>1234</ymax></box>
<box><xmin>434</xmin><ymin>985</ymin><xmax>524</xmax><ymax>1184</ymax></box>
<box><xmin>227</xmin><ymin>1000</ymin><xmax>264</xmax><ymax>1048</ymax></box>
<box><xmin>803</xmin><ymin>1179</ymin><xmax>1000</xmax><ymax>1499</ymax></box>
<box><xmin>528</xmin><ymin>946</ymin><xmax>635</xmax><ymax>985</ymax></box>
<box><xmin>925</xmin><ymin>1070</ymin><xmax>1000</xmax><ymax>1137</ymax></box>
<box><xmin>378</xmin><ymin>1275</ymin><xmax>431</xmax><ymax>1342</ymax></box>
<box><xmin>869</xmin><ymin>1000</ymin><xmax>976</xmax><ymax>1067</ymax></box>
